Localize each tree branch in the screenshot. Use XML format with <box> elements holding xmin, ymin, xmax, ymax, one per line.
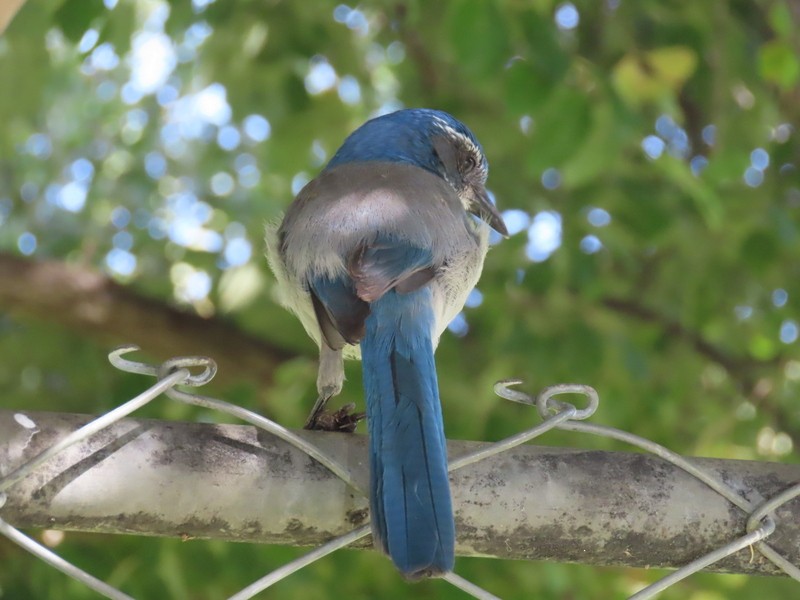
<box><xmin>601</xmin><ymin>296</ymin><xmax>777</xmax><ymax>385</ymax></box>
<box><xmin>0</xmin><ymin>0</ymin><xmax>26</xmax><ymax>34</ymax></box>
<box><xmin>3</xmin><ymin>409</ymin><xmax>798</xmax><ymax>575</ymax></box>
<box><xmin>600</xmin><ymin>295</ymin><xmax>800</xmax><ymax>452</ymax></box>
<box><xmin>0</xmin><ymin>253</ymin><xmax>295</xmax><ymax>387</ymax></box>
<box><xmin>393</xmin><ymin>3</ymin><xmax>441</xmax><ymax>97</ymax></box>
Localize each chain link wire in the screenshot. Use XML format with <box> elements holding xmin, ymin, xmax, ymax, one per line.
<box><xmin>1</xmin><ymin>346</ymin><xmax>799</xmax><ymax>599</ymax></box>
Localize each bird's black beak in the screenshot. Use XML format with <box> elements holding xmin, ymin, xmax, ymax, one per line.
<box><xmin>470</xmin><ymin>187</ymin><xmax>509</xmax><ymax>237</ymax></box>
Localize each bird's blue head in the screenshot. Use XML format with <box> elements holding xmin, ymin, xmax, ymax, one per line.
<box><xmin>325</xmin><ymin>108</ymin><xmax>508</xmax><ymax>236</ymax></box>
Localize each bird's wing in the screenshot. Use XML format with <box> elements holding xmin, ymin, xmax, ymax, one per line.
<box><xmin>310</xmin><ymin>236</ymin><xmax>435</xmax><ymax>349</ymax></box>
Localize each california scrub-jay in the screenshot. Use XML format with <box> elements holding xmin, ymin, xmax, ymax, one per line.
<box><xmin>266</xmin><ymin>108</ymin><xmax>507</xmax><ymax>579</ymax></box>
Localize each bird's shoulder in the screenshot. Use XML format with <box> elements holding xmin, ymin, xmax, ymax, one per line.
<box><xmin>279</xmin><ymin>161</ymin><xmax>463</xmax><ymax>237</ymax></box>
<box><xmin>302</xmin><ymin>161</ymin><xmax>454</xmax><ymax>204</ymax></box>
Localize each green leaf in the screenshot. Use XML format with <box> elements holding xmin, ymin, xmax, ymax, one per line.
<box><xmin>741</xmin><ymin>230</ymin><xmax>779</xmax><ymax>271</ymax></box>
<box><xmin>749</xmin><ymin>332</ymin><xmax>777</xmax><ymax>361</ymax></box>
<box><xmin>504</xmin><ymin>59</ymin><xmax>554</xmax><ymax>113</ymax></box>
<box><xmin>518</xmin><ymin>7</ymin><xmax>570</xmax><ymax>80</ymax></box>
<box><xmin>53</xmin><ymin>0</ymin><xmax>105</xmax><ymax>42</ymax></box>
<box><xmin>522</xmin><ymin>259</ymin><xmax>556</xmax><ymax>294</ymax></box>
<box><xmin>98</xmin><ymin>1</ymin><xmax>135</xmax><ymax>56</ymax></box>
<box><xmin>0</xmin><ymin>7</ymin><xmax>51</xmax><ymax>138</ymax></box>
<box><xmin>613</xmin><ymin>184</ymin><xmax>671</xmax><ymax>240</ymax></box>
<box><xmin>702</xmin><ymin>145</ymin><xmax>748</xmax><ymax>185</ymax></box>
<box><xmin>654</xmin><ymin>156</ymin><xmax>723</xmax><ymax>230</ymax></box>
<box><xmin>613</xmin><ymin>46</ymin><xmax>698</xmax><ymax>106</ymax></box>
<box><xmin>563</xmin><ymin>322</ymin><xmax>604</xmax><ymax>377</ymax></box>
<box><xmin>759</xmin><ymin>40</ymin><xmax>800</xmax><ymax>90</ymax></box>
<box><xmin>448</xmin><ymin>0</ymin><xmax>510</xmax><ymax>77</ymax></box>
<box><xmin>561</xmin><ymin>95</ymin><xmax>632</xmax><ymax>188</ymax></box>
<box><xmin>768</xmin><ymin>2</ymin><xmax>793</xmax><ymax>39</ymax></box>
<box><xmin>527</xmin><ymin>85</ymin><xmax>591</xmax><ymax>170</ymax></box>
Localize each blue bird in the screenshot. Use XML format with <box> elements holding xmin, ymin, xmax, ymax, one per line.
<box><xmin>266</xmin><ymin>108</ymin><xmax>507</xmax><ymax>579</ymax></box>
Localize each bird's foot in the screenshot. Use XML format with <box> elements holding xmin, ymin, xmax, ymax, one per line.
<box><xmin>305</xmin><ymin>402</ymin><xmax>365</xmax><ymax>433</ymax></box>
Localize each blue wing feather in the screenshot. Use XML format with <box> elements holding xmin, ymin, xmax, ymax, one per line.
<box><xmin>309</xmin><ymin>237</ymin><xmax>434</xmax><ymax>346</ymax></box>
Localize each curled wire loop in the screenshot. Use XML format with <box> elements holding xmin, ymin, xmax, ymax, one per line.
<box><xmin>109</xmin><ymin>344</ymin><xmax>217</xmax><ymax>386</ymax></box>
<box><xmin>494</xmin><ymin>379</ymin><xmax>599</xmax><ymax>420</ymax></box>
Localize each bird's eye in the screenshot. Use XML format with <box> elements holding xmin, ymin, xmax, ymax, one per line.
<box><xmin>463</xmin><ymin>154</ymin><xmax>478</xmax><ymax>171</ymax></box>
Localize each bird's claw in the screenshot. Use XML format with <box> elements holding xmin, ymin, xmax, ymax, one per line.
<box><xmin>305</xmin><ymin>402</ymin><xmax>365</xmax><ymax>433</ymax></box>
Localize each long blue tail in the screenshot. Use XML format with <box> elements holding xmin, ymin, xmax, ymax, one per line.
<box><xmin>360</xmin><ymin>287</ymin><xmax>454</xmax><ymax>579</ymax></box>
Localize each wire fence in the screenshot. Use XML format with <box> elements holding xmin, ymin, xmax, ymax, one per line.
<box><xmin>1</xmin><ymin>345</ymin><xmax>799</xmax><ymax>599</ymax></box>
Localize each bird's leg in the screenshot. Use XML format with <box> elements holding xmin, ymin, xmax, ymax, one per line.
<box><xmin>305</xmin><ymin>401</ymin><xmax>365</xmax><ymax>433</ymax></box>
<box><xmin>303</xmin><ymin>393</ymin><xmax>333</xmax><ymax>430</ymax></box>
<box><xmin>305</xmin><ymin>345</ymin><xmax>365</xmax><ymax>432</ymax></box>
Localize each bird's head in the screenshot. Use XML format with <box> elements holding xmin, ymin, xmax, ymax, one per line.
<box><xmin>325</xmin><ymin>108</ymin><xmax>508</xmax><ymax>237</ymax></box>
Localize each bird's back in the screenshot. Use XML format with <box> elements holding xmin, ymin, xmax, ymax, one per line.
<box><xmin>277</xmin><ymin>160</ymin><xmax>490</xmax><ymax>344</ymax></box>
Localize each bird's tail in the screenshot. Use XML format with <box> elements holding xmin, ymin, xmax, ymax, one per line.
<box><xmin>360</xmin><ymin>287</ymin><xmax>454</xmax><ymax>579</ymax></box>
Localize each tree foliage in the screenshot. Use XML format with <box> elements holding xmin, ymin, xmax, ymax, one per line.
<box><xmin>0</xmin><ymin>1</ymin><xmax>799</xmax><ymax>598</ymax></box>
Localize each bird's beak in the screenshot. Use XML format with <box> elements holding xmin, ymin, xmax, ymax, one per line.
<box><xmin>470</xmin><ymin>187</ymin><xmax>509</xmax><ymax>237</ymax></box>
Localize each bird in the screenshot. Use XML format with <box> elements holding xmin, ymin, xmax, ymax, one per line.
<box><xmin>265</xmin><ymin>108</ymin><xmax>507</xmax><ymax>579</ymax></box>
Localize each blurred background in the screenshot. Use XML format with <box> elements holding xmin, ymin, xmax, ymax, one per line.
<box><xmin>1</xmin><ymin>0</ymin><xmax>799</xmax><ymax>598</ymax></box>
